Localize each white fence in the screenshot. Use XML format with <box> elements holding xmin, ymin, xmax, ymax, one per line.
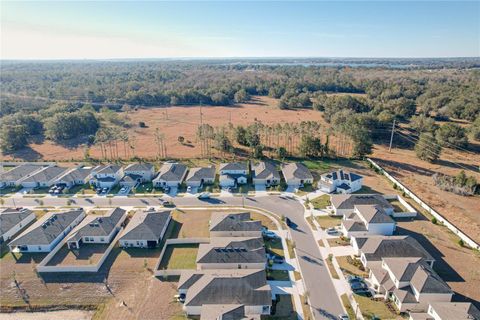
<box><xmin>367</xmin><ymin>158</ymin><xmax>479</xmax><ymax>250</ymax></box>
<box><xmin>383</xmin><ymin>194</ymin><xmax>417</xmax><ymax>218</ymax></box>
<box><xmin>37</xmin><ymin>227</ymin><xmax>124</xmax><ymax>273</ymax></box>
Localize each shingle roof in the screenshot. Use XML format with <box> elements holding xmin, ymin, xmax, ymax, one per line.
<box><xmin>197</xmin><ymin>237</ymin><xmax>266</xmax><ymax>264</ymax></box>
<box><xmin>410</xmin><ymin>264</ymin><xmax>452</xmax><ymax>294</ymax></box>
<box><xmin>430</xmin><ymin>302</ymin><xmax>480</xmax><ymax>320</ymax></box>
<box><xmin>343</xmin><ymin>220</ymin><xmax>368</xmax><ymax>232</ymax></box>
<box><xmin>10</xmin><ymin>209</ymin><xmax>84</xmax><ymax>246</ymax></box>
<box><xmin>210</xmin><ymin>212</ymin><xmax>262</xmax><ymax>233</ymax></box>
<box><xmin>0</xmin><ymin>165</ymin><xmax>45</xmax><ymax>182</ymax></box>
<box><xmin>124</xmin><ymin>163</ymin><xmax>154</xmax><ymax>172</ymax></box>
<box><xmin>154</xmin><ymin>163</ymin><xmax>187</xmax><ymax>181</ymax></box>
<box><xmin>382</xmin><ymin>257</ymin><xmax>423</xmax><ymax>282</ymax></box>
<box><xmin>21</xmin><ymin>166</ymin><xmax>69</xmax><ymax>183</ymax></box>
<box><xmin>186</xmin><ymin>166</ymin><xmax>216</xmax><ymax>182</ymax></box>
<box><xmin>200</xmin><ymin>304</ymin><xmax>247</xmax><ymax>320</ymax></box>
<box><xmin>120</xmin><ymin>173</ymin><xmax>142</xmax><ymax>183</ymax></box>
<box><xmin>94</xmin><ymin>164</ymin><xmax>122</xmax><ymax>175</ymax></box>
<box><xmin>355</xmin><ymin>205</ymin><xmax>395</xmax><ymax>224</ymax></box>
<box><xmin>331</xmin><ymin>194</ymin><xmax>394</xmax><ymax>211</ymax></box>
<box><xmin>179</xmin><ymin>269</ymin><xmax>271</xmax><ymax>308</ymax></box>
<box><xmin>281</xmin><ymin>163</ymin><xmax>313</xmax><ymax>181</ymax></box>
<box><xmin>252</xmin><ymin>161</ymin><xmax>280</xmax><ymax>180</ymax></box>
<box><xmin>120</xmin><ymin>210</ymin><xmax>171</xmax><ymax>241</ymax></box>
<box><xmin>67</xmin><ymin>208</ymin><xmax>125</xmax><ymax>242</ymax></box>
<box><xmin>56</xmin><ymin>167</ymin><xmax>93</xmax><ymax>183</ymax></box>
<box><xmin>219</xmin><ymin>162</ymin><xmax>248</xmax><ymax>172</ymax></box>
<box><xmin>0</xmin><ymin>208</ymin><xmax>34</xmax><ymax>236</ymax></box>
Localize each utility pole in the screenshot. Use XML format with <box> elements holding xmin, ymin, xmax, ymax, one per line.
<box><xmin>389</xmin><ymin>119</ymin><xmax>396</xmax><ymax>152</ymax></box>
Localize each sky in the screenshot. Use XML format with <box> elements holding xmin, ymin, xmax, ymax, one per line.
<box><xmin>1</xmin><ymin>1</ymin><xmax>479</xmax><ymax>59</ymax></box>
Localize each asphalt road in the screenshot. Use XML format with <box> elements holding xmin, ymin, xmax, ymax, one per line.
<box><xmin>3</xmin><ymin>194</ymin><xmax>344</xmax><ymax>319</ymax></box>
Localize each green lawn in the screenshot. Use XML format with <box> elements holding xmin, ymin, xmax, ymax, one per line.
<box><xmin>263</xmin><ymin>294</ymin><xmax>297</xmax><ymax>320</ymax></box>
<box><xmin>286</xmin><ymin>239</ymin><xmax>296</xmax><ymax>258</ymax></box>
<box><xmin>310</xmin><ymin>195</ymin><xmax>331</xmax><ymax>209</ymax></box>
<box><xmin>314</xmin><ymin>215</ymin><xmax>342</xmax><ymax>230</ymax></box>
<box><xmin>67</xmin><ymin>184</ymin><xmax>90</xmax><ymax>195</ymax></box>
<box><xmin>326</xmin><ymin>254</ymin><xmax>339</xmax><ymax>279</ymax></box>
<box><xmin>0</xmin><ymin>186</ymin><xmax>21</xmax><ymax>195</ymax></box>
<box><xmin>265</xmin><ymin>238</ymin><xmax>285</xmax><ymax>257</ymax></box>
<box><xmin>336</xmin><ymin>255</ymin><xmax>369</xmax><ymax>277</ymax></box>
<box><xmin>158</xmin><ymin>244</ymin><xmax>199</xmax><ymax>270</ymax></box>
<box><xmin>354</xmin><ymin>294</ymin><xmax>402</xmax><ymax>319</ymax></box>
<box><xmin>267</xmin><ymin>269</ymin><xmax>290</xmax><ymax>281</ymax></box>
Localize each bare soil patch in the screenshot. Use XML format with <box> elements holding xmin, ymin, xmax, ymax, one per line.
<box><xmin>46</xmin><ymin>244</ymin><xmax>109</xmax><ymax>266</ymax></box>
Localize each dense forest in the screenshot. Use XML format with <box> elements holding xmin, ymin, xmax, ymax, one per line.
<box><xmin>1</xmin><ymin>59</ymin><xmax>479</xmax><ymax>160</ymax></box>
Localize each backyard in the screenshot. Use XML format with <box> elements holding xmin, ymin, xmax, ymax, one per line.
<box><xmin>46</xmin><ymin>244</ymin><xmax>110</xmax><ymax>266</ymax></box>
<box><xmin>158</xmin><ymin>244</ymin><xmax>199</xmax><ymax>270</ymax></box>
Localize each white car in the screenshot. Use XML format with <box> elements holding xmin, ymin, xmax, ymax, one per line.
<box><xmin>262</xmin><ymin>230</ymin><xmax>278</xmax><ymax>239</ymax></box>
<box><xmin>198</xmin><ymin>192</ymin><xmax>210</xmax><ymax>199</ymax></box>
<box><xmin>187</xmin><ymin>186</ymin><xmax>192</xmax><ymax>192</ymax></box>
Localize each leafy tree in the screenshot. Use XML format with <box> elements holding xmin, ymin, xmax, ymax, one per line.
<box><xmin>469</xmin><ymin>116</ymin><xmax>480</xmax><ymax>141</ymax></box>
<box><xmin>234</xmin><ymin>89</ymin><xmax>250</xmax><ymax>103</ymax></box>
<box><xmin>253</xmin><ymin>145</ymin><xmax>263</xmax><ymax>158</ymax></box>
<box><xmin>214</xmin><ymin>131</ymin><xmax>232</xmax><ymax>153</ymax></box>
<box><xmin>435</xmin><ymin>123</ymin><xmax>468</xmax><ymax>148</ymax></box>
<box><xmin>298</xmin><ymin>136</ymin><xmax>322</xmax><ymax>157</ymax></box>
<box><xmin>415</xmin><ymin>133</ymin><xmax>441</xmax><ymax>162</ymax></box>
<box><xmin>276</xmin><ymin>146</ymin><xmax>287</xmax><ymax>159</ymax></box>
<box><xmin>0</xmin><ymin>125</ymin><xmax>28</xmax><ymax>152</ymax></box>
<box><xmin>178</xmin><ymin>136</ymin><xmax>185</xmax><ymax>144</ymax></box>
<box><xmin>410</xmin><ymin>115</ymin><xmax>438</xmax><ymax>133</ymax></box>
<box><xmin>235</xmin><ymin>126</ymin><xmax>248</xmax><ymax>146</ymax></box>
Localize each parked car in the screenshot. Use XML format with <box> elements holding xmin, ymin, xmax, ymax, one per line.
<box><xmin>186</xmin><ymin>186</ymin><xmax>192</xmax><ymax>192</ymax></box>
<box><xmin>163</xmin><ymin>201</ymin><xmax>175</xmax><ymax>207</ymax></box>
<box><xmin>326</xmin><ymin>227</ymin><xmax>338</xmax><ymax>235</ymax></box>
<box><xmin>267</xmin><ymin>254</ymin><xmax>285</xmax><ymax>264</ymax></box>
<box><xmin>353</xmin><ymin>289</ymin><xmax>372</xmax><ymax>297</ymax></box>
<box><xmin>347</xmin><ymin>275</ymin><xmax>363</xmax><ymax>284</ymax></box>
<box><xmin>262</xmin><ymin>230</ymin><xmax>278</xmax><ymax>239</ymax></box>
<box><xmin>338</xmin><ymin>314</ymin><xmax>350</xmax><ymax>320</ymax></box>
<box><xmin>102</xmin><ymin>187</ymin><xmax>108</xmax><ymax>194</ymax></box>
<box><xmin>198</xmin><ymin>192</ymin><xmax>210</xmax><ymax>199</ymax></box>
<box><xmin>350</xmin><ymin>281</ymin><xmax>368</xmax><ymax>291</ymax></box>
<box><xmin>174</xmin><ymin>293</ymin><xmax>185</xmax><ymax>303</ymax></box>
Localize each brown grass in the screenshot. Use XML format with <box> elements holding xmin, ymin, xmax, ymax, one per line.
<box><xmin>46</xmin><ymin>244</ymin><xmax>109</xmax><ymax>266</ymax></box>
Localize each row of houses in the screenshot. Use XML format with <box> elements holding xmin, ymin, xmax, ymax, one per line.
<box><xmin>179</xmin><ymin>212</ymin><xmax>272</xmax><ymax>319</ymax></box>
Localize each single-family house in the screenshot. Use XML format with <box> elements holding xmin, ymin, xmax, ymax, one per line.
<box><xmin>152</xmin><ymin>163</ymin><xmax>188</xmax><ymax>188</ymax></box>
<box><xmin>66</xmin><ymin>207</ymin><xmax>126</xmax><ymax>249</ymax></box>
<box><xmin>90</xmin><ymin>165</ymin><xmax>124</xmax><ymax>188</ymax></box>
<box><xmin>119</xmin><ymin>210</ymin><xmax>172</xmax><ymax>248</ymax></box>
<box><xmin>54</xmin><ymin>167</ymin><xmax>94</xmax><ymax>189</ymax></box>
<box><xmin>121</xmin><ymin>163</ymin><xmax>155</xmax><ymax>187</ymax></box>
<box><xmin>185</xmin><ymin>166</ymin><xmax>216</xmax><ymax>188</ymax></box>
<box><xmin>209</xmin><ymin>212</ymin><xmax>262</xmax><ymax>238</ymax></box>
<box><xmin>9</xmin><ymin>209</ymin><xmax>85</xmax><ymax>252</ymax></box>
<box><xmin>318</xmin><ymin>169</ymin><xmax>363</xmax><ymax>194</ymax></box>
<box><xmin>178</xmin><ymin>269</ymin><xmax>272</xmax><ymax>317</ymax></box>
<box><xmin>330</xmin><ymin>194</ymin><xmax>394</xmax><ymax>217</ymax></box>
<box><xmin>341</xmin><ymin>205</ymin><xmax>396</xmax><ymax>237</ymax></box>
<box><xmin>196</xmin><ymin>237</ymin><xmax>267</xmax><ymax>270</ymax></box>
<box><xmin>409</xmin><ymin>302</ymin><xmax>480</xmax><ymax>320</ymax></box>
<box><xmin>20</xmin><ymin>166</ymin><xmax>69</xmax><ymax>188</ymax></box>
<box><xmin>219</xmin><ymin>162</ymin><xmax>248</xmax><ymax>187</ymax></box>
<box><xmin>281</xmin><ymin>163</ymin><xmax>313</xmax><ymax>188</ymax></box>
<box><xmin>200</xmin><ymin>304</ymin><xmax>259</xmax><ymax>320</ymax></box>
<box><xmin>352</xmin><ymin>235</ymin><xmax>435</xmax><ymax>269</ymax></box>
<box><xmin>0</xmin><ymin>208</ymin><xmax>36</xmax><ymax>243</ymax></box>
<box><xmin>252</xmin><ymin>161</ymin><xmax>280</xmax><ymax>187</ymax></box>
<box><xmin>368</xmin><ymin>257</ymin><xmax>452</xmax><ymax>312</ymax></box>
<box><xmin>0</xmin><ymin>164</ymin><xmax>45</xmax><ymax>188</ymax></box>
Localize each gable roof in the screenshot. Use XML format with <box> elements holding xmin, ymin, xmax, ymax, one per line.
<box><xmin>355</xmin><ymin>205</ymin><xmax>395</xmax><ymax>224</ymax></box>
<box><xmin>252</xmin><ymin>161</ymin><xmax>280</xmax><ymax>180</ymax></box>
<box><xmin>93</xmin><ymin>164</ymin><xmax>122</xmax><ymax>176</ymax></box>
<box><xmin>410</xmin><ymin>264</ymin><xmax>452</xmax><ymax>294</ymax></box>
<box><xmin>281</xmin><ymin>163</ymin><xmax>313</xmax><ymax>181</ymax></box>
<box><xmin>10</xmin><ymin>209</ymin><xmax>84</xmax><ymax>247</ymax></box>
<box><xmin>124</xmin><ymin>163</ymin><xmax>154</xmax><ymax>172</ymax></box>
<box><xmin>197</xmin><ymin>237</ymin><xmax>266</xmax><ymax>264</ymax></box>
<box><xmin>120</xmin><ymin>210</ymin><xmax>171</xmax><ymax>241</ymax></box>
<box><xmin>0</xmin><ymin>208</ymin><xmax>34</xmax><ymax>236</ymax></box>
<box><xmin>154</xmin><ymin>163</ymin><xmax>187</xmax><ymax>181</ymax></box>
<box><xmin>56</xmin><ymin>167</ymin><xmax>93</xmax><ymax>183</ymax></box>
<box><xmin>210</xmin><ymin>212</ymin><xmax>262</xmax><ymax>233</ymax></box>
<box><xmin>331</xmin><ymin>194</ymin><xmax>394</xmax><ymax>211</ymax></box>
<box><xmin>186</xmin><ymin>166</ymin><xmax>216</xmax><ymax>182</ymax></box>
<box><xmin>200</xmin><ymin>304</ymin><xmax>249</xmax><ymax>320</ymax></box>
<box><xmin>430</xmin><ymin>302</ymin><xmax>480</xmax><ymax>320</ymax></box>
<box><xmin>67</xmin><ymin>208</ymin><xmax>125</xmax><ymax>242</ymax></box>
<box><xmin>21</xmin><ymin>166</ymin><xmax>69</xmax><ymax>184</ymax></box>
<box><xmin>382</xmin><ymin>257</ymin><xmax>423</xmax><ymax>282</ymax></box>
<box><xmin>219</xmin><ymin>162</ymin><xmax>248</xmax><ymax>172</ymax></box>
<box><xmin>179</xmin><ymin>269</ymin><xmax>271</xmax><ymax>307</ymax></box>
<box><xmin>0</xmin><ymin>165</ymin><xmax>45</xmax><ymax>182</ymax></box>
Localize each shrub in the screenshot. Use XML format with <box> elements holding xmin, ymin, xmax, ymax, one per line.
<box><xmin>458</xmin><ymin>239</ymin><xmax>465</xmax><ymax>247</ymax></box>
<box><xmin>431</xmin><ymin>217</ymin><xmax>437</xmax><ymax>224</ymax></box>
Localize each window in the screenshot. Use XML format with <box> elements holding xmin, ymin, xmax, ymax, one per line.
<box><xmin>100</xmin><ymin>238</ymin><xmax>105</xmax><ymax>242</ymax></box>
<box><xmin>38</xmin><ymin>246</ymin><xmax>42</xmax><ymax>250</ymax></box>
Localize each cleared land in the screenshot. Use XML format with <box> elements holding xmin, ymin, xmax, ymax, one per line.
<box><xmin>46</xmin><ymin>244</ymin><xmax>109</xmax><ymax>266</ymax></box>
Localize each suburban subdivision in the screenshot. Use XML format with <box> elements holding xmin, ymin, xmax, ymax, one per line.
<box><xmin>0</xmin><ymin>158</ymin><xmax>478</xmax><ymax>320</ymax></box>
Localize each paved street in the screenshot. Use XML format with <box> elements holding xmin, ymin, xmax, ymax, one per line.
<box><xmin>2</xmin><ymin>194</ymin><xmax>344</xmax><ymax>319</ymax></box>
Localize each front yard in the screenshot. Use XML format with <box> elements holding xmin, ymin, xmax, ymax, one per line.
<box><xmin>265</xmin><ymin>238</ymin><xmax>285</xmax><ymax>257</ymax></box>
<box><xmin>158</xmin><ymin>244</ymin><xmax>199</xmax><ymax>270</ymax></box>
<box><xmin>263</xmin><ymin>294</ymin><xmax>297</xmax><ymax>320</ymax></box>
<box><xmin>310</xmin><ymin>194</ymin><xmax>330</xmax><ymax>209</ymax></box>
<box><xmin>354</xmin><ymin>294</ymin><xmax>402</xmax><ymax>320</ymax></box>
<box><xmin>266</xmin><ymin>269</ymin><xmax>290</xmax><ymax>281</ymax></box>
<box><xmin>314</xmin><ymin>215</ymin><xmax>342</xmax><ymax>230</ymax></box>
<box><xmin>336</xmin><ymin>255</ymin><xmax>368</xmax><ymax>277</ymax></box>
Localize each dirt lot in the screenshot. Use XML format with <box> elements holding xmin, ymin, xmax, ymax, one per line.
<box><xmin>46</xmin><ymin>244</ymin><xmax>110</xmax><ymax>266</ymax></box>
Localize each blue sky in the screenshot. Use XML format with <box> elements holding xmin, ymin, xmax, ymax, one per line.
<box><xmin>1</xmin><ymin>1</ymin><xmax>479</xmax><ymax>59</ymax></box>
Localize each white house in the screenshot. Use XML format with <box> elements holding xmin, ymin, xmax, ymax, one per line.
<box><xmin>9</xmin><ymin>209</ymin><xmax>85</xmax><ymax>253</ymax></box>
<box><xmin>330</xmin><ymin>194</ymin><xmax>395</xmax><ymax>217</ymax></box>
<box><xmin>178</xmin><ymin>269</ymin><xmax>271</xmax><ymax>317</ymax></box>
<box><xmin>281</xmin><ymin>163</ymin><xmax>313</xmax><ymax>188</ymax></box>
<box><xmin>0</xmin><ymin>164</ymin><xmax>45</xmax><ymax>188</ymax></box>
<box><xmin>341</xmin><ymin>205</ymin><xmax>396</xmax><ymax>238</ymax></box>
<box><xmin>318</xmin><ymin>169</ymin><xmax>363</xmax><ymax>194</ymax></box>
<box><xmin>119</xmin><ymin>210</ymin><xmax>172</xmax><ymax>248</ymax></box>
<box><xmin>20</xmin><ymin>166</ymin><xmax>69</xmax><ymax>188</ymax></box>
<box><xmin>218</xmin><ymin>162</ymin><xmax>248</xmax><ymax>187</ymax></box>
<box><xmin>66</xmin><ymin>208</ymin><xmax>126</xmax><ymax>249</ymax></box>
<box><xmin>90</xmin><ymin>165</ymin><xmax>124</xmax><ymax>188</ymax></box>
<box><xmin>409</xmin><ymin>302</ymin><xmax>480</xmax><ymax>320</ymax></box>
<box><xmin>185</xmin><ymin>166</ymin><xmax>216</xmax><ymax>188</ymax></box>
<box><xmin>0</xmin><ymin>208</ymin><xmax>36</xmax><ymax>243</ymax></box>
<box><xmin>252</xmin><ymin>161</ymin><xmax>280</xmax><ymax>187</ymax></box>
<box><xmin>152</xmin><ymin>163</ymin><xmax>188</xmax><ymax>188</ymax></box>
<box><xmin>122</xmin><ymin>163</ymin><xmax>155</xmax><ymax>186</ymax></box>
<box><xmin>209</xmin><ymin>212</ymin><xmax>262</xmax><ymax>238</ymax></box>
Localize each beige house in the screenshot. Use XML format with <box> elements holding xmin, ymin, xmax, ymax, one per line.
<box><xmin>252</xmin><ymin>161</ymin><xmax>280</xmax><ymax>187</ymax></box>
<box><xmin>341</xmin><ymin>205</ymin><xmax>396</xmax><ymax>237</ymax></box>
<box><xmin>209</xmin><ymin>212</ymin><xmax>262</xmax><ymax>238</ymax></box>
<box><xmin>331</xmin><ymin>194</ymin><xmax>395</xmax><ymax>217</ymax></box>
<box><xmin>409</xmin><ymin>302</ymin><xmax>480</xmax><ymax>320</ymax></box>
<box><xmin>281</xmin><ymin>163</ymin><xmax>313</xmax><ymax>187</ymax></box>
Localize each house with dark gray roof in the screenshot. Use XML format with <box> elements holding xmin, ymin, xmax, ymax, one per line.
<box><xmin>219</xmin><ymin>162</ymin><xmax>248</xmax><ymax>188</ymax></box>
<box><xmin>119</xmin><ymin>210</ymin><xmax>172</xmax><ymax>248</ymax></box>
<box><xmin>185</xmin><ymin>166</ymin><xmax>216</xmax><ymax>188</ymax></box>
<box><xmin>54</xmin><ymin>167</ymin><xmax>94</xmax><ymax>188</ymax></box>
<box><xmin>0</xmin><ymin>208</ymin><xmax>36</xmax><ymax>243</ymax></box>
<box><xmin>9</xmin><ymin>209</ymin><xmax>85</xmax><ymax>252</ymax></box>
<box><xmin>200</xmin><ymin>304</ymin><xmax>253</xmax><ymax>320</ymax></box>
<box><xmin>318</xmin><ymin>169</ymin><xmax>363</xmax><ymax>194</ymax></box>
<box><xmin>281</xmin><ymin>163</ymin><xmax>313</xmax><ymax>187</ymax></box>
<box><xmin>368</xmin><ymin>256</ymin><xmax>452</xmax><ymax>312</ymax></box>
<box><xmin>123</xmin><ymin>163</ymin><xmax>155</xmax><ymax>185</ymax></box>
<box><xmin>153</xmin><ymin>163</ymin><xmax>188</xmax><ymax>188</ymax></box>
<box><xmin>409</xmin><ymin>302</ymin><xmax>480</xmax><ymax>320</ymax></box>
<box><xmin>330</xmin><ymin>194</ymin><xmax>395</xmax><ymax>217</ymax></box>
<box><xmin>66</xmin><ymin>208</ymin><xmax>126</xmax><ymax>249</ymax></box>
<box><xmin>196</xmin><ymin>237</ymin><xmax>267</xmax><ymax>270</ymax></box>
<box><xmin>209</xmin><ymin>212</ymin><xmax>262</xmax><ymax>238</ymax></box>
<box><xmin>252</xmin><ymin>161</ymin><xmax>280</xmax><ymax>187</ymax></box>
<box><xmin>0</xmin><ymin>164</ymin><xmax>45</xmax><ymax>187</ymax></box>
<box><xmin>89</xmin><ymin>165</ymin><xmax>124</xmax><ymax>188</ymax></box>
<box><xmin>341</xmin><ymin>205</ymin><xmax>396</xmax><ymax>237</ymax></box>
<box><xmin>178</xmin><ymin>269</ymin><xmax>272</xmax><ymax>317</ymax></box>
<box><xmin>20</xmin><ymin>166</ymin><xmax>69</xmax><ymax>188</ymax></box>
